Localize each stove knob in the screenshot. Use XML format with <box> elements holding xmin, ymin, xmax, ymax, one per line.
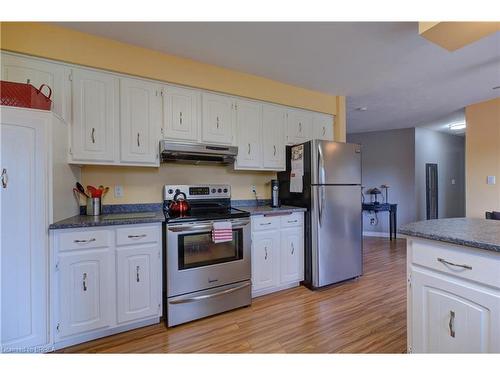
<box><xmin>211</xmin><ymin>188</ymin><xmax>216</xmax><ymax>193</ymax></box>
<box><xmin>168</xmin><ymin>189</ymin><xmax>173</xmax><ymax>194</ymax></box>
<box><xmin>217</xmin><ymin>188</ymin><xmax>222</xmax><ymax>193</ymax></box>
<box><xmin>223</xmin><ymin>188</ymin><xmax>228</xmax><ymax>193</ymax></box>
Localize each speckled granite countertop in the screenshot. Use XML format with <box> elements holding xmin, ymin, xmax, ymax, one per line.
<box><xmin>233</xmin><ymin>205</ymin><xmax>307</xmax><ymax>216</ymax></box>
<box><xmin>399</xmin><ymin>218</ymin><xmax>500</xmax><ymax>253</ymax></box>
<box><xmin>49</xmin><ymin>211</ymin><xmax>165</xmax><ymax>230</ymax></box>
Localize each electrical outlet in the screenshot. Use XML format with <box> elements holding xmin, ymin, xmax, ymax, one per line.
<box><xmin>114</xmin><ymin>185</ymin><xmax>124</xmax><ymax>198</ymax></box>
<box><xmin>251</xmin><ymin>185</ymin><xmax>257</xmax><ymax>193</ymax></box>
<box><xmin>370</xmin><ymin>218</ymin><xmax>375</xmax><ymax>225</ymax></box>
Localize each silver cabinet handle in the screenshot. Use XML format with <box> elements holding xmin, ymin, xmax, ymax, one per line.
<box><xmin>248</xmin><ymin>143</ymin><xmax>251</xmax><ymax>155</ymax></box>
<box><xmin>128</xmin><ymin>234</ymin><xmax>147</xmax><ymax>239</ymax></box>
<box><xmin>136</xmin><ymin>266</ymin><xmax>140</xmax><ymax>282</ymax></box>
<box><xmin>137</xmin><ymin>132</ymin><xmax>140</xmax><ymax>147</ymax></box>
<box><xmin>91</xmin><ymin>128</ymin><xmax>96</xmax><ymax>144</ymax></box>
<box><xmin>437</xmin><ymin>258</ymin><xmax>472</xmax><ymax>270</ymax></box>
<box><xmin>291</xmin><ymin>242</ymin><xmax>295</xmax><ymax>255</ymax></box>
<box><xmin>273</xmin><ymin>145</ymin><xmax>276</xmax><ymax>156</ymax></box>
<box><xmin>216</xmin><ymin>116</ymin><xmax>219</xmax><ymax>129</ymax></box>
<box><xmin>449</xmin><ymin>310</ymin><xmax>455</xmax><ymax>337</ymax></box>
<box><xmin>1</xmin><ymin>168</ymin><xmax>8</xmax><ymax>189</ymax></box>
<box><xmin>288</xmin><ymin>220</ymin><xmax>298</xmax><ymax>223</ymax></box>
<box><xmin>299</xmin><ymin>122</ymin><xmax>302</xmax><ymax>133</ymax></box>
<box><xmin>322</xmin><ymin>126</ymin><xmax>326</xmax><ymax>136</ymax></box>
<box><xmin>179</xmin><ymin>111</ymin><xmax>183</xmax><ymax>125</ymax></box>
<box><xmin>83</xmin><ymin>273</ymin><xmax>88</xmax><ymax>291</ymax></box>
<box><xmin>264</xmin><ymin>246</ymin><xmax>268</xmax><ymax>260</ymax></box>
<box><xmin>260</xmin><ymin>222</ymin><xmax>272</xmax><ymax>226</ymax></box>
<box><xmin>169</xmin><ymin>282</ymin><xmax>251</xmax><ymax>305</ymax></box>
<box><xmin>74</xmin><ymin>238</ymin><xmax>96</xmax><ymax>244</ymax></box>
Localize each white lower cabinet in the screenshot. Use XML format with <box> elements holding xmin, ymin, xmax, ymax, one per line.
<box><xmin>51</xmin><ymin>223</ymin><xmax>162</xmax><ymax>349</ymax></box>
<box><xmin>251</xmin><ymin>212</ymin><xmax>304</xmax><ymax>297</ymax></box>
<box><xmin>116</xmin><ymin>245</ymin><xmax>160</xmax><ymax>324</ymax></box>
<box><xmin>407</xmin><ymin>238</ymin><xmax>500</xmax><ymax>353</ymax></box>
<box><xmin>58</xmin><ymin>248</ymin><xmax>114</xmax><ymax>337</ymax></box>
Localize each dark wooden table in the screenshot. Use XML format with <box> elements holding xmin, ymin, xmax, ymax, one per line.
<box><xmin>362</xmin><ymin>203</ymin><xmax>398</xmax><ymax>240</ymax></box>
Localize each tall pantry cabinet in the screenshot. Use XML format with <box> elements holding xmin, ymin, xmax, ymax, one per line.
<box><xmin>0</xmin><ymin>106</ymin><xmax>79</xmax><ymax>352</ymax></box>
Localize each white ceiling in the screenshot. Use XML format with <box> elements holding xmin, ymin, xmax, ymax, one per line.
<box><xmin>58</xmin><ymin>22</ymin><xmax>500</xmax><ymax>133</ymax></box>
<box><xmin>416</xmin><ymin>109</ymin><xmax>466</xmax><ymax>136</ymax></box>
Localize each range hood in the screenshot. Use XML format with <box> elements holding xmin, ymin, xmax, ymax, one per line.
<box><xmin>159</xmin><ymin>141</ymin><xmax>238</xmax><ymax>165</ymax></box>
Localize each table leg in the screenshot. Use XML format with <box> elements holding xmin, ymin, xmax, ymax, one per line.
<box><xmin>389</xmin><ymin>210</ymin><xmax>393</xmax><ymax>241</ymax></box>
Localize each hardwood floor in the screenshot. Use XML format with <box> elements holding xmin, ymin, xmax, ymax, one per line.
<box><xmin>58</xmin><ymin>237</ymin><xmax>407</xmax><ymax>353</ymax></box>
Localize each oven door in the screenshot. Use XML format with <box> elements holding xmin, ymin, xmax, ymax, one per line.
<box><xmin>166</xmin><ymin>218</ymin><xmax>251</xmax><ymax>297</ymax></box>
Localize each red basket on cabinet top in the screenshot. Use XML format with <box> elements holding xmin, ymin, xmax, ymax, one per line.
<box><xmin>0</xmin><ymin>80</ymin><xmax>52</xmax><ymax>110</ymax></box>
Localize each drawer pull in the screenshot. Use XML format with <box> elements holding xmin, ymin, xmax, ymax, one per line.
<box><xmin>74</xmin><ymin>238</ymin><xmax>96</xmax><ymax>244</ymax></box>
<box><xmin>291</xmin><ymin>243</ymin><xmax>295</xmax><ymax>255</ymax></box>
<box><xmin>128</xmin><ymin>234</ymin><xmax>147</xmax><ymax>239</ymax></box>
<box><xmin>288</xmin><ymin>220</ymin><xmax>298</xmax><ymax>223</ymax></box>
<box><xmin>260</xmin><ymin>222</ymin><xmax>272</xmax><ymax>226</ymax></box>
<box><xmin>82</xmin><ymin>272</ymin><xmax>88</xmax><ymax>291</ymax></box>
<box><xmin>437</xmin><ymin>258</ymin><xmax>472</xmax><ymax>270</ymax></box>
<box><xmin>136</xmin><ymin>266</ymin><xmax>140</xmax><ymax>282</ymax></box>
<box><xmin>449</xmin><ymin>310</ymin><xmax>455</xmax><ymax>338</ymax></box>
<box><xmin>264</xmin><ymin>246</ymin><xmax>268</xmax><ymax>260</ymax></box>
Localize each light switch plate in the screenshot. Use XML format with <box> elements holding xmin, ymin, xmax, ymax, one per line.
<box><xmin>114</xmin><ymin>185</ymin><xmax>124</xmax><ymax>198</ymax></box>
<box><xmin>451</xmin><ymin>179</ymin><xmax>456</xmax><ymax>185</ymax></box>
<box><xmin>487</xmin><ymin>176</ymin><xmax>496</xmax><ymax>185</ymax></box>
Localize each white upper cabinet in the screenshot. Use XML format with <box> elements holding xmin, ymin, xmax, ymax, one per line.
<box><xmin>1</xmin><ymin>53</ymin><xmax>70</xmax><ymax>122</ymax></box>
<box><xmin>201</xmin><ymin>92</ymin><xmax>235</xmax><ymax>145</ymax></box>
<box><xmin>120</xmin><ymin>77</ymin><xmax>162</xmax><ymax>166</ymax></box>
<box><xmin>287</xmin><ymin>109</ymin><xmax>313</xmax><ymax>145</ymax></box>
<box><xmin>262</xmin><ymin>104</ymin><xmax>286</xmax><ymax>170</ymax></box>
<box><xmin>234</xmin><ymin>99</ymin><xmax>262</xmax><ymax>169</ymax></box>
<box><xmin>70</xmin><ymin>68</ymin><xmax>119</xmax><ymax>163</ymax></box>
<box><xmin>312</xmin><ymin>113</ymin><xmax>334</xmax><ymax>141</ymax></box>
<box><xmin>163</xmin><ymin>85</ymin><xmax>201</xmax><ymax>142</ymax></box>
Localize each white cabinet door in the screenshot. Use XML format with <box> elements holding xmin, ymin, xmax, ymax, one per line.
<box><xmin>1</xmin><ymin>114</ymin><xmax>48</xmax><ymax>351</ymax></box>
<box><xmin>1</xmin><ymin>53</ymin><xmax>70</xmax><ymax>122</ymax></box>
<box><xmin>411</xmin><ymin>268</ymin><xmax>500</xmax><ymax>353</ymax></box>
<box><xmin>70</xmin><ymin>68</ymin><xmax>119</xmax><ymax>163</ymax></box>
<box><xmin>251</xmin><ymin>231</ymin><xmax>280</xmax><ymax>292</ymax></box>
<box><xmin>57</xmin><ymin>248</ymin><xmax>114</xmax><ymax>338</ymax></box>
<box><xmin>312</xmin><ymin>113</ymin><xmax>334</xmax><ymax>141</ymax></box>
<box><xmin>280</xmin><ymin>228</ymin><xmax>304</xmax><ymax>284</ymax></box>
<box><xmin>201</xmin><ymin>92</ymin><xmax>234</xmax><ymax>145</ymax></box>
<box><xmin>234</xmin><ymin>99</ymin><xmax>262</xmax><ymax>169</ymax></box>
<box><xmin>286</xmin><ymin>109</ymin><xmax>312</xmax><ymax>145</ymax></box>
<box><xmin>116</xmin><ymin>245</ymin><xmax>160</xmax><ymax>324</ymax></box>
<box><xmin>163</xmin><ymin>85</ymin><xmax>201</xmax><ymax>142</ymax></box>
<box><xmin>120</xmin><ymin>78</ymin><xmax>162</xmax><ymax>165</ymax></box>
<box><xmin>262</xmin><ymin>104</ymin><xmax>286</xmax><ymax>170</ymax></box>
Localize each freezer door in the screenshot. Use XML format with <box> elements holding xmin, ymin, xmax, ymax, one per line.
<box><xmin>311</xmin><ymin>140</ymin><xmax>361</xmax><ymax>185</ymax></box>
<box><xmin>311</xmin><ymin>185</ymin><xmax>362</xmax><ymax>287</ymax></box>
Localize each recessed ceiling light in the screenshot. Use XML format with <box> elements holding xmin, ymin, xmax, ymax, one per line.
<box><xmin>449</xmin><ymin>122</ymin><xmax>466</xmax><ymax>130</ymax></box>
<box><xmin>356</xmin><ymin>107</ymin><xmax>368</xmax><ymax>111</ymax></box>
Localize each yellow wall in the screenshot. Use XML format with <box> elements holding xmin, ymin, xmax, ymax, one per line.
<box><xmin>1</xmin><ymin>22</ymin><xmax>346</xmax><ymax>203</ymax></box>
<box><xmin>465</xmin><ymin>97</ymin><xmax>500</xmax><ymax>217</ymax></box>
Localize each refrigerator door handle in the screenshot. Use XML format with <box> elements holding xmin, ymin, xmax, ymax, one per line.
<box><xmin>317</xmin><ymin>142</ymin><xmax>326</xmax><ymax>185</ymax></box>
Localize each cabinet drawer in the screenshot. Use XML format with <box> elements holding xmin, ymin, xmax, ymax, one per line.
<box><xmin>251</xmin><ymin>215</ymin><xmax>281</xmax><ymax>232</ymax></box>
<box><xmin>59</xmin><ymin>229</ymin><xmax>111</xmax><ymax>251</ymax></box>
<box><xmin>411</xmin><ymin>239</ymin><xmax>500</xmax><ymax>288</ymax></box>
<box><xmin>280</xmin><ymin>212</ymin><xmax>304</xmax><ymax>228</ymax></box>
<box><xmin>116</xmin><ymin>225</ymin><xmax>160</xmax><ymax>246</ymax></box>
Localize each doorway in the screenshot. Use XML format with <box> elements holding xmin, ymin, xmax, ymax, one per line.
<box><xmin>426</xmin><ymin>163</ymin><xmax>438</xmax><ymax>220</ymax></box>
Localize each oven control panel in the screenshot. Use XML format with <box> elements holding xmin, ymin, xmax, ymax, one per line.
<box><xmin>163</xmin><ymin>184</ymin><xmax>231</xmax><ymax>200</ymax></box>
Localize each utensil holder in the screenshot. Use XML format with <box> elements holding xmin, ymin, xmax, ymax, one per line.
<box><xmin>86</xmin><ymin>197</ymin><xmax>102</xmax><ymax>216</ymax></box>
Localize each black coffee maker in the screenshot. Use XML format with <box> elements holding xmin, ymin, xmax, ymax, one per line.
<box><xmin>271</xmin><ymin>179</ymin><xmax>281</xmax><ymax>207</ymax></box>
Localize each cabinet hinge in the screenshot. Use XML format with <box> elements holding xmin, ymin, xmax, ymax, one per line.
<box><xmin>160</xmin><ymin>90</ymin><xmax>164</xmax><ymax>97</ymax></box>
<box><xmin>56</xmin><ymin>323</ymin><xmax>60</xmax><ymax>332</ymax></box>
<box><xmin>158</xmin><ymin>251</ymin><xmax>160</xmax><ymax>259</ymax></box>
<box><xmin>55</xmin><ymin>261</ymin><xmax>60</xmax><ymax>271</ymax></box>
<box><xmin>408</xmin><ymin>345</ymin><xmax>413</xmax><ymax>354</ymax></box>
<box><xmin>407</xmin><ymin>274</ymin><xmax>412</xmax><ymax>288</ymax></box>
<box><xmin>68</xmin><ymin>147</ymin><xmax>72</xmax><ymax>155</ymax></box>
<box><xmin>68</xmin><ymin>73</ymin><xmax>73</xmax><ymax>82</ymax></box>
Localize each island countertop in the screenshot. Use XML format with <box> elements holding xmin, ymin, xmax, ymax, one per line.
<box><xmin>399</xmin><ymin>217</ymin><xmax>500</xmax><ymax>253</ymax></box>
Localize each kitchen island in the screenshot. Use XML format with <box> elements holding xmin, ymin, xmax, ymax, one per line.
<box><xmin>399</xmin><ymin>218</ymin><xmax>500</xmax><ymax>353</ymax></box>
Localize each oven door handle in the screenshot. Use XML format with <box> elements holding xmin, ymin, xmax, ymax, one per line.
<box><xmin>168</xmin><ymin>282</ymin><xmax>251</xmax><ymax>304</ymax></box>
<box><xmin>168</xmin><ymin>220</ymin><xmax>250</xmax><ymax>232</ymax></box>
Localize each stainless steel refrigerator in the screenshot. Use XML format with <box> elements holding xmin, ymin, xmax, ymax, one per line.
<box><xmin>278</xmin><ymin>140</ymin><xmax>362</xmax><ymax>289</ymax></box>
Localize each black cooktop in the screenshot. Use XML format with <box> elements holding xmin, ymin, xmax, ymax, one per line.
<box><xmin>163</xmin><ymin>199</ymin><xmax>250</xmax><ymax>224</ymax></box>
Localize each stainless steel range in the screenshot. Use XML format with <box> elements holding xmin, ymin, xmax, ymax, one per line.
<box><xmin>163</xmin><ymin>184</ymin><xmax>251</xmax><ymax>327</ymax></box>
